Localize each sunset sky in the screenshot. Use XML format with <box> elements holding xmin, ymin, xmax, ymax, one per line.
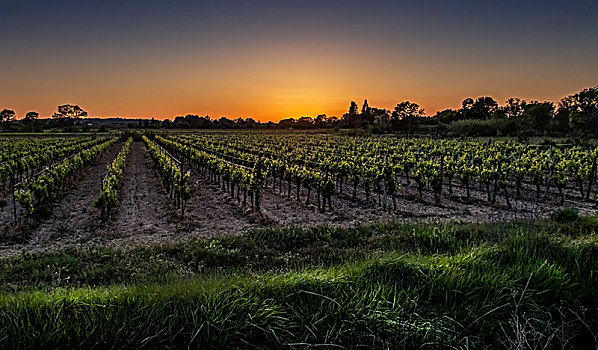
<box><xmin>2</xmin><ymin>0</ymin><xmax>597</xmax><ymax>122</ymax></box>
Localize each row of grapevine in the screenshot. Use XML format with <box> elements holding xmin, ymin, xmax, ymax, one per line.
<box><xmin>93</xmin><ymin>137</ymin><xmax>133</xmax><ymax>220</ymax></box>
<box><xmin>13</xmin><ymin>138</ymin><xmax>117</xmax><ymax>216</ymax></box>
<box><xmin>151</xmin><ymin>135</ymin><xmax>268</xmax><ymax>211</ymax></box>
<box><xmin>142</xmin><ymin>136</ymin><xmax>192</xmax><ymax>217</ymax></box>
<box><xmin>161</xmin><ymin>132</ymin><xmax>598</xmax><ymax>210</ymax></box>
<box><xmin>159</xmin><ymin>135</ymin><xmax>340</xmax><ymax>212</ymax></box>
<box><xmin>0</xmin><ymin>137</ymin><xmax>84</xmax><ymax>163</ymax></box>
<box><xmin>167</xmin><ymin>134</ymin><xmax>397</xmax><ymax>211</ymax></box>
<box><xmin>0</xmin><ymin>137</ymin><xmax>109</xmax><ymax>189</ymax></box>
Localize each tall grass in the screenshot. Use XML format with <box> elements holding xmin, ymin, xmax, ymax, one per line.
<box><xmin>0</xmin><ymin>218</ymin><xmax>597</xmax><ymax>349</ymax></box>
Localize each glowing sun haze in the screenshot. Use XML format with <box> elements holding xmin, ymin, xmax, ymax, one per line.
<box><xmin>2</xmin><ymin>0</ymin><xmax>597</xmax><ymax>122</ymax></box>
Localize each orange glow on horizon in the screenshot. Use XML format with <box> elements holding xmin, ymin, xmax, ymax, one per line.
<box><xmin>3</xmin><ymin>40</ymin><xmax>596</xmax><ymax>123</ymax></box>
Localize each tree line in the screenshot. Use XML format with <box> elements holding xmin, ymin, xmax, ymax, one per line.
<box><xmin>272</xmin><ymin>86</ymin><xmax>597</xmax><ymax>137</ymax></box>
<box><xmin>0</xmin><ymin>104</ymin><xmax>88</xmax><ymax>131</ymax></box>
<box><xmin>2</xmin><ymin>87</ymin><xmax>597</xmax><ymax>137</ymax></box>
<box><xmin>162</xmin><ymin>86</ymin><xmax>596</xmax><ymax>137</ymax></box>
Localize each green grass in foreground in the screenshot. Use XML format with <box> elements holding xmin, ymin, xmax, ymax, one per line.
<box><xmin>0</xmin><ymin>217</ymin><xmax>597</xmax><ymax>349</ymax></box>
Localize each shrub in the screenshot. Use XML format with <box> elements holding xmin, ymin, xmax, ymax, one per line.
<box><xmin>549</xmin><ymin>207</ymin><xmax>579</xmax><ymax>223</ymax></box>
<box><xmin>448</xmin><ymin>119</ymin><xmax>517</xmax><ymax>137</ymax></box>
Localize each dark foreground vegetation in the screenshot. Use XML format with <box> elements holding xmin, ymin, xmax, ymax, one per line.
<box><xmin>1</xmin><ymin>213</ymin><xmax>597</xmax><ymax>349</ymax></box>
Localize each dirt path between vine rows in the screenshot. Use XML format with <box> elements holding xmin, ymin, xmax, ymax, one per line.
<box><xmin>256</xmin><ymin>176</ymin><xmax>598</xmax><ymax>227</ymax></box>
<box><xmin>0</xmin><ymin>142</ymin><xmax>122</xmax><ymax>257</ymax></box>
<box><xmin>182</xmin><ymin>174</ymin><xmax>256</xmax><ymax>237</ymax></box>
<box><xmin>0</xmin><ymin>191</ymin><xmax>20</xmax><ymax>229</ymax></box>
<box><xmin>93</xmin><ymin>141</ymin><xmax>179</xmax><ymax>247</ymax></box>
<box><xmin>86</xmin><ymin>142</ymin><xmax>254</xmax><ymax>251</ymax></box>
<box><xmin>259</xmin><ymin>186</ymin><xmax>344</xmax><ymax>225</ymax></box>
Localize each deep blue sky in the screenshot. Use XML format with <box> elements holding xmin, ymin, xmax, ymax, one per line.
<box><xmin>2</xmin><ymin>0</ymin><xmax>597</xmax><ymax>120</ymax></box>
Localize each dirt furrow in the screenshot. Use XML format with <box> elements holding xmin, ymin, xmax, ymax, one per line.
<box><xmin>182</xmin><ymin>174</ymin><xmax>256</xmax><ymax>237</ymax></box>
<box><xmin>96</xmin><ymin>141</ymin><xmax>178</xmax><ymax>246</ymax></box>
<box><xmin>89</xmin><ymin>142</ymin><xmax>254</xmax><ymax>250</ymax></box>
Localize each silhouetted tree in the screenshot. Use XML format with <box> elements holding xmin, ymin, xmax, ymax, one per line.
<box><xmin>461</xmin><ymin>98</ymin><xmax>474</xmax><ymax>110</ymax></box>
<box><xmin>461</xmin><ymin>97</ymin><xmax>498</xmax><ymax>120</ymax></box>
<box><xmin>342</xmin><ymin>101</ymin><xmax>362</xmax><ymax>128</ymax></box>
<box><xmin>348</xmin><ymin>101</ymin><xmax>359</xmax><ymax>115</ymax></box>
<box><xmin>52</xmin><ymin>104</ymin><xmax>87</xmax><ymax>119</ymax></box>
<box><xmin>278</xmin><ymin>118</ymin><xmax>295</xmax><ymax>129</ymax></box>
<box><xmin>172</xmin><ymin>116</ymin><xmax>190</xmax><ymax>128</ymax></box>
<box><xmin>149</xmin><ymin>117</ymin><xmax>161</xmax><ymax>128</ymax></box>
<box><xmin>217</xmin><ymin>117</ymin><xmax>235</xmax><ymax>129</ymax></box>
<box><xmin>327</xmin><ymin>116</ymin><xmax>339</xmax><ymax>127</ymax></box>
<box><xmin>569</xmin><ymin>111</ymin><xmax>584</xmax><ymax>137</ymax></box>
<box><xmin>0</xmin><ymin>109</ymin><xmax>16</xmax><ymax>124</ymax></box>
<box><xmin>503</xmin><ymin>98</ymin><xmax>527</xmax><ymax>119</ymax></box>
<box><xmin>557</xmin><ymin>87</ymin><xmax>598</xmax><ymax>137</ymax></box>
<box><xmin>24</xmin><ymin>111</ymin><xmax>39</xmax><ymax>121</ymax></box>
<box><xmin>370</xmin><ymin>107</ymin><xmax>388</xmax><ymax>117</ymax></box>
<box><xmin>295</xmin><ymin>116</ymin><xmax>314</xmax><ymax>129</ymax></box>
<box><xmin>552</xmin><ymin>109</ymin><xmax>570</xmax><ymax>133</ymax></box>
<box><xmin>245</xmin><ymin>118</ymin><xmax>258</xmax><ymax>129</ymax></box>
<box><xmin>392</xmin><ymin>101</ymin><xmax>425</xmax><ymax>136</ymax></box>
<box><xmin>392</xmin><ymin>101</ymin><xmax>425</xmax><ymax>120</ymax></box>
<box><xmin>314</xmin><ymin>114</ymin><xmax>328</xmax><ymax>128</ymax></box>
<box><xmin>523</xmin><ymin>101</ymin><xmax>554</xmax><ymax>131</ymax></box>
<box><xmin>360</xmin><ymin>99</ymin><xmax>375</xmax><ymax>126</ymax></box>
<box><xmin>361</xmin><ymin>99</ymin><xmax>370</xmax><ymax>115</ymax></box>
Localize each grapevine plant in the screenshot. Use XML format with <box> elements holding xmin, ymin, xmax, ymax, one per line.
<box><xmin>93</xmin><ymin>137</ymin><xmax>133</xmax><ymax>220</ymax></box>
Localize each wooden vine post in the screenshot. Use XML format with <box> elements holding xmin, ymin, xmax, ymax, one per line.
<box><xmin>382</xmin><ymin>152</ymin><xmax>387</xmax><ymax>210</ymax></box>
<box><xmin>255</xmin><ymin>160</ymin><xmax>262</xmax><ymax>212</ymax></box>
<box><xmin>180</xmin><ymin>156</ymin><xmax>185</xmax><ymax>219</ymax></box>
<box><xmin>11</xmin><ymin>173</ymin><xmax>16</xmax><ymax>221</ymax></box>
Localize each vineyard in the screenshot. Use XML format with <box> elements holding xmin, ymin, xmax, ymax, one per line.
<box><xmin>155</xmin><ymin>132</ymin><xmax>598</xmax><ymax>218</ymax></box>
<box><xmin>1</xmin><ymin>131</ymin><xmax>598</xmax><ymax>256</ymax></box>
<box><xmin>1</xmin><ymin>131</ymin><xmax>598</xmax><ymax>348</ymax></box>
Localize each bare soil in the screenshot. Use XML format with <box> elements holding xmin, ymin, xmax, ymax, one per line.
<box><xmin>252</xmin><ymin>175</ymin><xmax>597</xmax><ymax>227</ymax></box>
